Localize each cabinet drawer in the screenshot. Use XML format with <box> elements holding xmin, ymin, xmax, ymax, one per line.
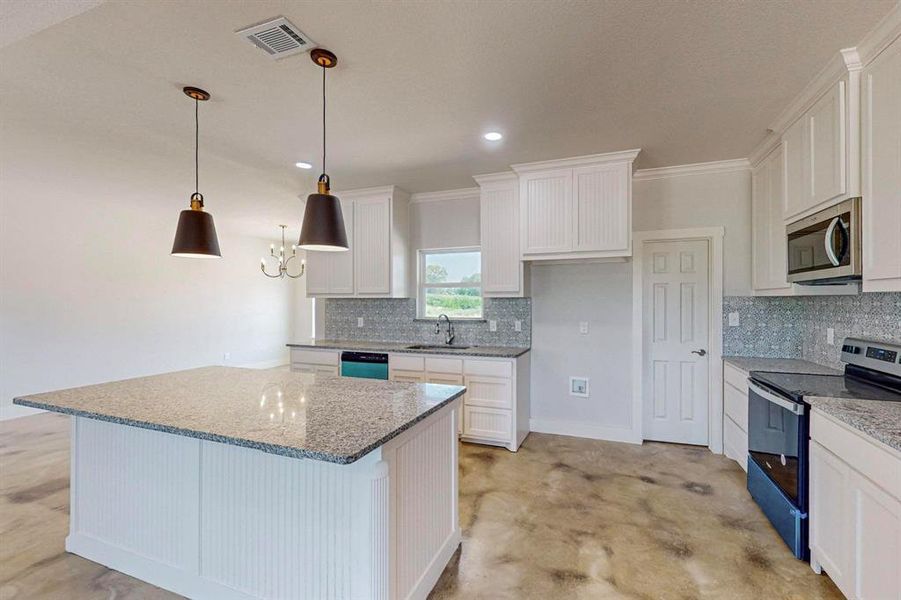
<box><xmin>463</xmin><ymin>406</ymin><xmax>511</xmax><ymax>443</ymax></box>
<box><xmin>723</xmin><ymin>363</ymin><xmax>749</xmax><ymax>392</ymax></box>
<box><xmin>724</xmin><ymin>383</ymin><xmax>748</xmax><ymax>431</ymax></box>
<box><xmin>290</xmin><ymin>349</ymin><xmax>339</xmax><ymax>366</ymax></box>
<box><xmin>390</xmin><ymin>354</ymin><xmax>424</xmax><ymax>372</ymax></box>
<box><xmin>391</xmin><ymin>369</ymin><xmax>426</xmax><ymax>383</ymax></box>
<box><xmin>811</xmin><ymin>410</ymin><xmax>901</xmax><ymax>501</ymax></box>
<box><xmin>724</xmin><ymin>415</ymin><xmax>748</xmax><ymax>472</ymax></box>
<box><xmin>464</xmin><ymin>359</ymin><xmax>512</xmax><ymax>378</ymax></box>
<box><xmin>427</xmin><ymin>373</ymin><xmax>463</xmax><ymax>386</ymax></box>
<box><xmin>425</xmin><ymin>357</ymin><xmax>463</xmax><ymax>374</ymax></box>
<box><xmin>292</xmin><ymin>363</ymin><xmax>339</xmax><ymax>376</ymax></box>
<box><xmin>463</xmin><ymin>376</ymin><xmax>512</xmax><ymax>409</ymax></box>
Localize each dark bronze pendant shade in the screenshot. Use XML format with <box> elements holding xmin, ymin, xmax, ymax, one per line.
<box><xmin>172</xmin><ymin>86</ymin><xmax>221</xmax><ymax>258</ymax></box>
<box><xmin>298</xmin><ymin>49</ymin><xmax>348</xmax><ymax>252</ymax></box>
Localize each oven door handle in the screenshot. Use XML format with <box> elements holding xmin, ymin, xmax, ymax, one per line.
<box><xmin>748</xmin><ymin>381</ymin><xmax>805</xmax><ymax>415</ymax></box>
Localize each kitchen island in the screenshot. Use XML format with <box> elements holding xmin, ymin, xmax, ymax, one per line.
<box><xmin>14</xmin><ymin>366</ymin><xmax>465</xmax><ymax>600</ymax></box>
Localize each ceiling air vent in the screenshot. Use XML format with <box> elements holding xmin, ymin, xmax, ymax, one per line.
<box><xmin>236</xmin><ymin>17</ymin><xmax>315</xmax><ymax>60</ymax></box>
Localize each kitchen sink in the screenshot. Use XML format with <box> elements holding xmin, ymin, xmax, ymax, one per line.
<box><xmin>405</xmin><ymin>344</ymin><xmax>471</xmax><ymax>351</ymax></box>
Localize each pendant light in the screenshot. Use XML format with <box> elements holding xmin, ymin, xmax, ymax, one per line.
<box><xmin>171</xmin><ymin>86</ymin><xmax>221</xmax><ymax>258</ymax></box>
<box><xmin>298</xmin><ymin>49</ymin><xmax>348</xmax><ymax>252</ymax></box>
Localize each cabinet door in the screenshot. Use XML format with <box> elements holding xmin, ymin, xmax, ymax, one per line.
<box><xmin>520</xmin><ymin>169</ymin><xmax>572</xmax><ymax>255</ymax></box>
<box><xmin>480</xmin><ymin>180</ymin><xmax>521</xmax><ymax>295</ymax></box>
<box><xmin>783</xmin><ymin>117</ymin><xmax>808</xmax><ymax>220</ymax></box>
<box><xmin>808</xmin><ymin>81</ymin><xmax>847</xmax><ymax>209</ymax></box>
<box><xmin>428</xmin><ymin>373</ymin><xmax>464</xmax><ymax>435</ymax></box>
<box><xmin>354</xmin><ymin>194</ymin><xmax>391</xmax><ymax>295</ymax></box>
<box><xmin>766</xmin><ymin>145</ymin><xmax>789</xmax><ymax>289</ymax></box>
<box><xmin>573</xmin><ymin>163</ymin><xmax>630</xmax><ymax>252</ymax></box>
<box><xmin>329</xmin><ymin>198</ymin><xmax>355</xmax><ymax>295</ymax></box>
<box><xmin>304</xmin><ymin>250</ymin><xmax>330</xmax><ymax>295</ymax></box>
<box><xmin>751</xmin><ymin>159</ymin><xmax>771</xmax><ymax>290</ymax></box>
<box><xmin>810</xmin><ymin>441</ymin><xmax>851</xmax><ymax>593</ymax></box>
<box><xmin>462</xmin><ymin>406</ymin><xmax>511</xmax><ymax>442</ymax></box>
<box><xmin>849</xmin><ymin>468</ymin><xmax>901</xmax><ymax>599</ymax></box>
<box><xmin>862</xmin><ymin>43</ymin><xmax>901</xmax><ymax>291</ymax></box>
<box><xmin>463</xmin><ymin>376</ymin><xmax>512</xmax><ymax>410</ymax></box>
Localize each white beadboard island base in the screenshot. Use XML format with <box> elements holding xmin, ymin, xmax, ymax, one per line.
<box><xmin>65</xmin><ymin>402</ymin><xmax>460</xmax><ymax>600</ymax></box>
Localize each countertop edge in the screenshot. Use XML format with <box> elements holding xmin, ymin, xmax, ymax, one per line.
<box><xmin>286</xmin><ymin>341</ymin><xmax>531</xmax><ymax>358</ymax></box>
<box><xmin>807</xmin><ymin>396</ymin><xmax>901</xmax><ymax>455</ymax></box>
<box><xmin>13</xmin><ymin>389</ymin><xmax>466</xmax><ymax>465</ymax></box>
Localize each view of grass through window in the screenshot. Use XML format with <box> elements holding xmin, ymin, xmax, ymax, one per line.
<box><xmin>421</xmin><ymin>250</ymin><xmax>482</xmax><ymax>318</ymax></box>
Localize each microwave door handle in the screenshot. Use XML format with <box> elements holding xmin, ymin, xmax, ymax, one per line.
<box><xmin>748</xmin><ymin>381</ymin><xmax>805</xmax><ymax>415</ymax></box>
<box><xmin>824</xmin><ymin>217</ymin><xmax>841</xmax><ymax>266</ymax></box>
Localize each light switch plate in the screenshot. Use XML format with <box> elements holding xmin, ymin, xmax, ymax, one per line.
<box><xmin>827</xmin><ymin>327</ymin><xmax>835</xmax><ymax>345</ymax></box>
<box><xmin>570</xmin><ymin>376</ymin><xmax>589</xmax><ymax>397</ymax></box>
<box><xmin>357</xmin><ymin>317</ymin><xmax>364</xmax><ymax>328</ymax></box>
<box><xmin>489</xmin><ymin>320</ymin><xmax>497</xmax><ymax>332</ymax></box>
<box><xmin>579</xmin><ymin>321</ymin><xmax>589</xmax><ymax>335</ymax></box>
<box><xmin>514</xmin><ymin>320</ymin><xmax>522</xmax><ymax>332</ymax></box>
<box><xmin>728</xmin><ymin>312</ymin><xmax>740</xmax><ymax>327</ymax></box>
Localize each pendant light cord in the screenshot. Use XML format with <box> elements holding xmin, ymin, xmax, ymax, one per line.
<box><xmin>321</xmin><ymin>66</ymin><xmax>326</xmax><ymax>176</ymax></box>
<box><xmin>194</xmin><ymin>97</ymin><xmax>199</xmax><ymax>195</ymax></box>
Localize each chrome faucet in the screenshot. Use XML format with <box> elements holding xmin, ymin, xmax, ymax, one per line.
<box><xmin>435</xmin><ymin>314</ymin><xmax>455</xmax><ymax>345</ymax></box>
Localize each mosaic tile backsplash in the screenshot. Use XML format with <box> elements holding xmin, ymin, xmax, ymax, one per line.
<box><xmin>723</xmin><ymin>292</ymin><xmax>901</xmax><ymax>368</ymax></box>
<box><xmin>323</xmin><ymin>298</ymin><xmax>531</xmax><ymax>347</ymax></box>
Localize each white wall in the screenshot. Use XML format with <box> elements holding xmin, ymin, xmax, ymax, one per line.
<box><xmin>528</xmin><ymin>168</ymin><xmax>750</xmax><ymax>439</ymax></box>
<box><xmin>0</xmin><ymin>114</ymin><xmax>306</xmax><ymax>420</ymax></box>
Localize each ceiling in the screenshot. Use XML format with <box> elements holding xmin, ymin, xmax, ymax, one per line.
<box><xmin>1</xmin><ymin>1</ymin><xmax>895</xmax><ymax>205</ymax></box>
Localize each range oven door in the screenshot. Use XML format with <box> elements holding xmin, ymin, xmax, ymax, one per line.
<box><xmin>746</xmin><ymin>380</ymin><xmax>809</xmax><ymax>560</ymax></box>
<box><xmin>786</xmin><ymin>197</ymin><xmax>861</xmax><ymax>284</ymax></box>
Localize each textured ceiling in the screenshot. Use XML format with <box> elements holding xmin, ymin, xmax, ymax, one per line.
<box><xmin>0</xmin><ymin>0</ymin><xmax>895</xmax><ymax>229</ymax></box>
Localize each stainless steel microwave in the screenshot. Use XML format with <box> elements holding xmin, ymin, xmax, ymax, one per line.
<box><xmin>786</xmin><ymin>197</ymin><xmax>862</xmax><ymax>285</ymax></box>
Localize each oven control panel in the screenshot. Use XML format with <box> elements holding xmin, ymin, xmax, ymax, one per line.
<box><xmin>842</xmin><ymin>337</ymin><xmax>901</xmax><ymax>377</ymax></box>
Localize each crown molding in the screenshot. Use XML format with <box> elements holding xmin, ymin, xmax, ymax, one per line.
<box><xmin>332</xmin><ymin>185</ymin><xmax>406</xmax><ymax>198</ymax></box>
<box><xmin>632</xmin><ymin>158</ymin><xmax>750</xmax><ymax>182</ymax></box>
<box><xmin>472</xmin><ymin>171</ymin><xmax>517</xmax><ymax>185</ymax></box>
<box><xmin>748</xmin><ymin>132</ymin><xmax>783</xmax><ymax>167</ymax></box>
<box><xmin>409</xmin><ymin>187</ymin><xmax>480</xmax><ymax>204</ymax></box>
<box><xmin>857</xmin><ymin>2</ymin><xmax>901</xmax><ymax>66</ymax></box>
<box><xmin>511</xmin><ymin>149</ymin><xmax>641</xmax><ymax>174</ymax></box>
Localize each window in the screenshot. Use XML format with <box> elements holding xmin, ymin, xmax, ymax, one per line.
<box><xmin>418</xmin><ymin>248</ymin><xmax>482</xmax><ymax>319</ymax></box>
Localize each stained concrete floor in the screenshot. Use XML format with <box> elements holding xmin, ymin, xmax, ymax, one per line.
<box><xmin>1</xmin><ymin>413</ymin><xmax>841</xmax><ymax>599</ymax></box>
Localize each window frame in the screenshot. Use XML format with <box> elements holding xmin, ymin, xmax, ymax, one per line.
<box><xmin>417</xmin><ymin>246</ymin><xmax>483</xmax><ymax>320</ymax></box>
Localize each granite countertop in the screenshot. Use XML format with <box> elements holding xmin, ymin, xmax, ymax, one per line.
<box><xmin>723</xmin><ymin>356</ymin><xmax>841</xmax><ymax>375</ymax></box>
<box><xmin>287</xmin><ymin>339</ymin><xmax>530</xmax><ymax>358</ymax></box>
<box><xmin>13</xmin><ymin>366</ymin><xmax>465</xmax><ymax>464</ymax></box>
<box><xmin>807</xmin><ymin>396</ymin><xmax>901</xmax><ymax>453</ymax></box>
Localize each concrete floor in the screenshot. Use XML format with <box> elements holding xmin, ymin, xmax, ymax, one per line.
<box><xmin>1</xmin><ymin>413</ymin><xmax>841</xmax><ymax>599</ymax></box>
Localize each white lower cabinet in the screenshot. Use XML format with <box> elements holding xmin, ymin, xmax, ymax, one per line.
<box><xmin>810</xmin><ymin>410</ymin><xmax>901</xmax><ymax>599</ymax></box>
<box><xmin>722</xmin><ymin>362</ymin><xmax>750</xmax><ymax>471</ymax></box>
<box><xmin>389</xmin><ymin>352</ymin><xmax>530</xmax><ymax>451</ymax></box>
<box><xmin>289</xmin><ymin>348</ymin><xmax>340</xmax><ymax>375</ymax></box>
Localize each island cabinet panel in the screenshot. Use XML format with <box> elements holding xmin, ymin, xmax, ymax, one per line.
<box><xmin>809</xmin><ymin>410</ymin><xmax>901</xmax><ymax>599</ymax></box>
<box><xmin>64</xmin><ymin>401</ymin><xmax>461</xmax><ymax>600</ymax></box>
<box><xmin>862</xmin><ymin>38</ymin><xmax>901</xmax><ymax>292</ymax></box>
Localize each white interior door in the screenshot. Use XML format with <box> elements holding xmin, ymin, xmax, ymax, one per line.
<box><xmin>642</xmin><ymin>239</ymin><xmax>710</xmax><ymax>445</ymax></box>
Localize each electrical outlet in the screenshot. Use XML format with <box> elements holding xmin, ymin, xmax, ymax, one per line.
<box><xmin>489</xmin><ymin>320</ymin><xmax>497</xmax><ymax>332</ymax></box>
<box><xmin>827</xmin><ymin>327</ymin><xmax>835</xmax><ymax>345</ymax></box>
<box><xmin>357</xmin><ymin>317</ymin><xmax>364</xmax><ymax>328</ymax></box>
<box><xmin>570</xmin><ymin>377</ymin><xmax>589</xmax><ymax>397</ymax></box>
<box><xmin>223</xmin><ymin>352</ymin><xmax>230</xmax><ymax>362</ymax></box>
<box><xmin>514</xmin><ymin>320</ymin><xmax>522</xmax><ymax>332</ymax></box>
<box><xmin>728</xmin><ymin>312</ymin><xmax>740</xmax><ymax>327</ymax></box>
<box><xmin>579</xmin><ymin>321</ymin><xmax>589</xmax><ymax>335</ymax></box>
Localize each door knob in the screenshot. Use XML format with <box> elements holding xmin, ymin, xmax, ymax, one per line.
<box><xmin>691</xmin><ymin>349</ymin><xmax>707</xmax><ymax>356</ymax></box>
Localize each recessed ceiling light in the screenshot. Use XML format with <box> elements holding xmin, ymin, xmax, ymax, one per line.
<box><xmin>483</xmin><ymin>132</ymin><xmax>503</xmax><ymax>141</ymax></box>
<box><xmin>295</xmin><ymin>161</ymin><xmax>313</xmax><ymax>169</ymax></box>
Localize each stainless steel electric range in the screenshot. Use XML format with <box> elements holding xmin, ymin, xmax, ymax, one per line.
<box><xmin>745</xmin><ymin>338</ymin><xmax>901</xmax><ymax>560</ymax></box>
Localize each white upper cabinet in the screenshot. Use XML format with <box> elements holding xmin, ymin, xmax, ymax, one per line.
<box><xmin>751</xmin><ymin>144</ymin><xmax>791</xmax><ymax>293</ymax></box>
<box><xmin>862</xmin><ymin>37</ymin><xmax>901</xmax><ymax>292</ymax></box>
<box><xmin>781</xmin><ymin>74</ymin><xmax>857</xmax><ymax>222</ymax></box>
<box><xmin>305</xmin><ymin>186</ymin><xmax>410</xmax><ymax>298</ymax></box>
<box><xmin>304</xmin><ymin>197</ymin><xmax>354</xmax><ymax>296</ymax></box>
<box><xmin>512</xmin><ymin>149</ymin><xmax>639</xmax><ymax>261</ymax></box>
<box><xmin>474</xmin><ymin>172</ymin><xmax>525</xmax><ymax>297</ymax></box>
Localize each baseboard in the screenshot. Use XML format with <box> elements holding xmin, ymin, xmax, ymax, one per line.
<box><xmin>0</xmin><ymin>403</ymin><xmax>43</xmax><ymax>421</ymax></box>
<box><xmin>529</xmin><ymin>418</ymin><xmax>641</xmax><ymax>445</ymax></box>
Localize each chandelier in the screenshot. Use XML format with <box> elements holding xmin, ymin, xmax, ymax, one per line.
<box><xmin>261</xmin><ymin>225</ymin><xmax>305</xmax><ymax>279</ymax></box>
